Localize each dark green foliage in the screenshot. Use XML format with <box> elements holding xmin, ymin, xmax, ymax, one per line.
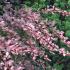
<box><xmin>48</xmin><ymin>0</ymin><xmax>55</xmax><ymax>8</ymax></box>
<box><xmin>59</xmin><ymin>12</ymin><xmax>66</xmax><ymax>22</ymax></box>
<box><xmin>15</xmin><ymin>28</ymin><xmax>29</xmax><ymax>39</ymax></box>
<box><xmin>0</xmin><ymin>28</ymin><xmax>7</xmax><ymax>36</ymax></box>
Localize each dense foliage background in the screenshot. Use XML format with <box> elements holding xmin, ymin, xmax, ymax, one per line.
<box><xmin>0</xmin><ymin>0</ymin><xmax>70</xmax><ymax>70</ymax></box>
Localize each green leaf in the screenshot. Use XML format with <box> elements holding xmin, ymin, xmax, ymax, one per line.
<box><xmin>53</xmin><ymin>64</ymin><xmax>63</xmax><ymax>70</ymax></box>
<box><xmin>65</xmin><ymin>21</ymin><xmax>70</xmax><ymax>30</ymax></box>
<box><xmin>65</xmin><ymin>30</ymin><xmax>70</xmax><ymax>38</ymax></box>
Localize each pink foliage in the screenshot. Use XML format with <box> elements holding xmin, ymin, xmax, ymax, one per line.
<box><xmin>0</xmin><ymin>6</ymin><xmax>70</xmax><ymax>70</ymax></box>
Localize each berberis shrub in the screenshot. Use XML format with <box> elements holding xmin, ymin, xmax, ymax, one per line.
<box><xmin>0</xmin><ymin>0</ymin><xmax>70</xmax><ymax>70</ymax></box>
